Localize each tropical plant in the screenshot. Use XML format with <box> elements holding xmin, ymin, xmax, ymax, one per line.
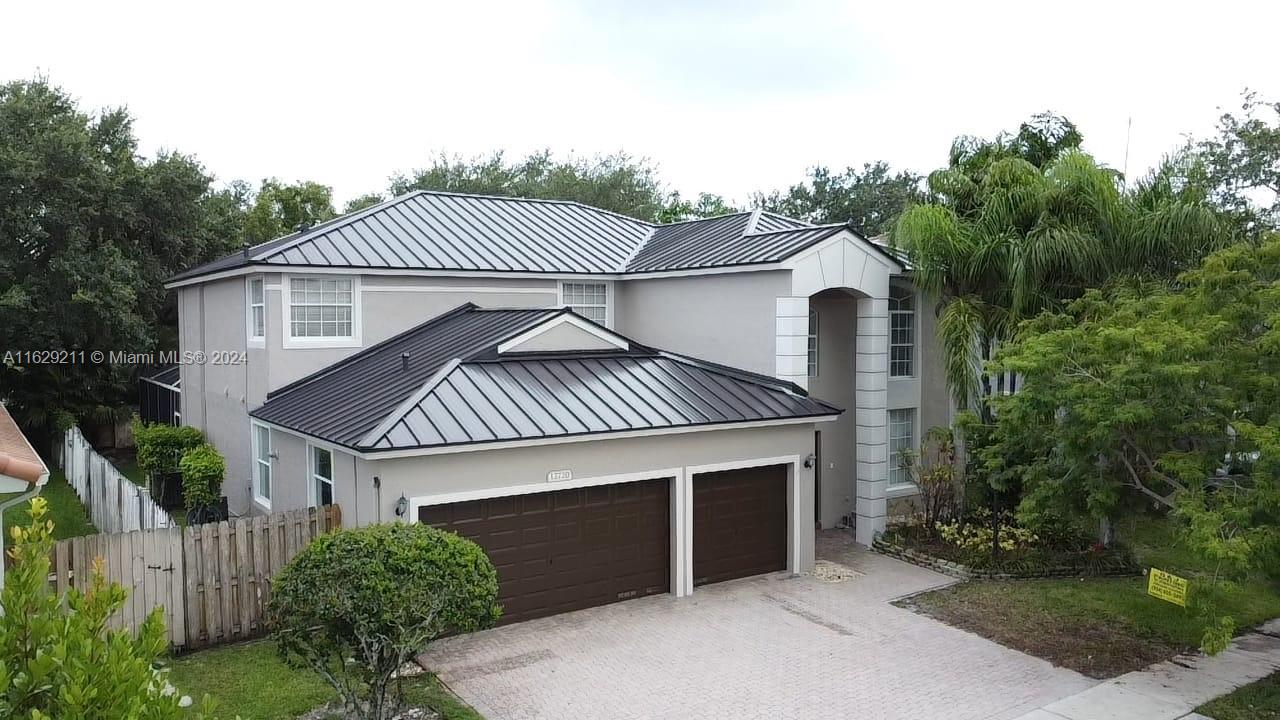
<box><xmin>267</xmin><ymin>523</ymin><xmax>501</xmax><ymax>720</ymax></box>
<box><xmin>981</xmin><ymin>237</ymin><xmax>1280</xmax><ymax>649</ymax></box>
<box><xmin>179</xmin><ymin>443</ymin><xmax>225</xmax><ymax>512</ymax></box>
<box><xmin>0</xmin><ymin>497</ymin><xmax>218</xmax><ymax>719</ymax></box>
<box><xmin>899</xmin><ymin>425</ymin><xmax>959</xmax><ymax>535</ymax></box>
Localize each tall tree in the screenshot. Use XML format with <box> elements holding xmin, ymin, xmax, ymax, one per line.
<box><xmin>1198</xmin><ymin>90</ymin><xmax>1280</xmax><ymax>235</ymax></box>
<box><xmin>756</xmin><ymin>162</ymin><xmax>923</xmax><ymax>236</ymax></box>
<box><xmin>343</xmin><ymin>192</ymin><xmax>385</xmax><ymax>214</ymax></box>
<box><xmin>389</xmin><ymin>150</ymin><xmax>670</xmax><ymax>221</ymax></box>
<box><xmin>657</xmin><ymin>191</ymin><xmax>738</xmax><ymax>223</ymax></box>
<box><xmin>0</xmin><ymin>79</ymin><xmax>235</xmax><ymax>437</ymax></box>
<box><xmin>894</xmin><ymin>113</ymin><xmax>1225</xmax><ymax>413</ymax></box>
<box><xmin>244</xmin><ymin>179</ymin><xmax>336</xmax><ymax>243</ymax></box>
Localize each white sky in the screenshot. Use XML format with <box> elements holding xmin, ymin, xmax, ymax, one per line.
<box><xmin>4</xmin><ymin>0</ymin><xmax>1277</xmax><ymax>208</ymax></box>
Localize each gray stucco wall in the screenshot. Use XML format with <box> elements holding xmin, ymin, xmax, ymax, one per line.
<box><xmin>177</xmin><ymin>278</ymin><xmax>255</xmax><ymax>515</ymax></box>
<box><xmin>614</xmin><ymin>270</ymin><xmax>790</xmax><ymax>376</ymax></box>
<box><xmin>260</xmin><ymin>423</ymin><xmax>821</xmax><ymax>573</ymax></box>
<box><xmin>807</xmin><ymin>293</ymin><xmax>857</xmax><ymax>529</ymax></box>
<box><xmin>916</xmin><ymin>290</ymin><xmax>952</xmax><ymax>436</ymax></box>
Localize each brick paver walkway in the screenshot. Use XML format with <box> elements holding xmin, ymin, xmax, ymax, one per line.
<box><xmin>420</xmin><ymin>532</ymin><xmax>1095</xmax><ymax>720</ymax></box>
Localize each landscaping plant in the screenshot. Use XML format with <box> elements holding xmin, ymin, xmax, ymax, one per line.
<box><xmin>133</xmin><ymin>419</ymin><xmax>204</xmax><ymax>478</ymax></box>
<box><xmin>178</xmin><ymin>442</ymin><xmax>226</xmax><ymax>519</ymax></box>
<box><xmin>898</xmin><ymin>425</ymin><xmax>960</xmax><ymax>536</ymax></box>
<box><xmin>267</xmin><ymin>522</ymin><xmax>501</xmax><ymax>720</ymax></box>
<box><xmin>0</xmin><ymin>497</ymin><xmax>216</xmax><ymax>719</ymax></box>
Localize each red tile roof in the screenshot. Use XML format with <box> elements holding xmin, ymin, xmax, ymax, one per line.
<box><xmin>0</xmin><ymin>403</ymin><xmax>47</xmax><ymax>485</ymax></box>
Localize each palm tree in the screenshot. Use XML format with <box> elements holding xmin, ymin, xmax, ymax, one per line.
<box><xmin>895</xmin><ymin>120</ymin><xmax>1225</xmax><ymax>416</ymax></box>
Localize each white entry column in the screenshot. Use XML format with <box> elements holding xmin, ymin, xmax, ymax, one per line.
<box><xmin>854</xmin><ymin>296</ymin><xmax>889</xmax><ymax>545</ymax></box>
<box><xmin>775</xmin><ymin>297</ymin><xmax>810</xmax><ymax>391</ymax></box>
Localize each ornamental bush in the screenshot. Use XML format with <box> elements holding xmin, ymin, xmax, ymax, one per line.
<box><xmin>0</xmin><ymin>497</ymin><xmax>218</xmax><ymax>719</ymax></box>
<box><xmin>132</xmin><ymin>419</ymin><xmax>204</xmax><ymax>477</ymax></box>
<box><xmin>178</xmin><ymin>443</ymin><xmax>225</xmax><ymax>512</ymax></box>
<box><xmin>267</xmin><ymin>523</ymin><xmax>501</xmax><ymax>720</ymax></box>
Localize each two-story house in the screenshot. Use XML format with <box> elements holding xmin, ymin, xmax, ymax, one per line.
<box><xmin>165</xmin><ymin>190</ymin><xmax>950</xmax><ymax>624</ymax></box>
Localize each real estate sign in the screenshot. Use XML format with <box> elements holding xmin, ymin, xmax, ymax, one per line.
<box><xmin>1147</xmin><ymin>568</ymin><xmax>1188</xmax><ymax>607</ymax></box>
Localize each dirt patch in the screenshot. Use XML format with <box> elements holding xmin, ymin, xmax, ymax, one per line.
<box><xmin>899</xmin><ymin>584</ymin><xmax>1182</xmax><ymax>679</ymax></box>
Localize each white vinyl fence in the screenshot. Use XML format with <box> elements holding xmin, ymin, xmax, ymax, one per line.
<box><xmin>60</xmin><ymin>427</ymin><xmax>176</xmax><ymax>532</ymax></box>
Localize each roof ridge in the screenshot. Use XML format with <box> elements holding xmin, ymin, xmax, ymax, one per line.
<box><xmin>251</xmin><ymin>190</ymin><xmax>432</xmax><ymax>262</ymax></box>
<box><xmin>759</xmin><ymin>209</ymin><xmax>814</xmax><ymax>227</ymax></box>
<box><xmin>652</xmin><ymin>210</ymin><xmax>750</xmax><ymax>228</ymax></box>
<box><xmin>358</xmin><ymin>358</ymin><xmax>464</xmax><ymax>448</ymax></box>
<box><xmin>656</xmin><ymin>349</ymin><xmax>831</xmax><ymax>403</ymax></box>
<box><xmin>743</xmin><ymin>222</ymin><xmax>847</xmax><ymax>237</ymax></box>
<box><xmin>263</xmin><ymin>302</ymin><xmax>479</xmax><ymax>400</ymax></box>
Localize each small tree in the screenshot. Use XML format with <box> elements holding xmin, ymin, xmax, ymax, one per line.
<box><xmin>268</xmin><ymin>523</ymin><xmax>501</xmax><ymax>719</ymax></box>
<box><xmin>900</xmin><ymin>426</ymin><xmax>960</xmax><ymax>536</ymax></box>
<box><xmin>0</xmin><ymin>497</ymin><xmax>210</xmax><ymax>719</ymax></box>
<box><xmin>178</xmin><ymin>443</ymin><xmax>225</xmax><ymax>516</ymax></box>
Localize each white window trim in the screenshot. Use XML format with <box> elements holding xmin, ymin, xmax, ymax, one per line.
<box><xmin>282</xmin><ymin>273</ymin><xmax>363</xmax><ymax>349</ymax></box>
<box><xmin>247</xmin><ymin>277</ymin><xmax>266</xmax><ymax>347</ymax></box>
<box><xmin>889</xmin><ymin>285</ymin><xmax>916</xmax><ymax>380</ymax></box>
<box><xmin>307</xmin><ymin>442</ymin><xmax>334</xmax><ymax>508</ymax></box>
<box><xmin>887</xmin><ymin>407</ymin><xmax>918</xmax><ymax>492</ymax></box>
<box><xmin>807</xmin><ymin>307</ymin><xmax>818</xmax><ymax>378</ymax></box>
<box><xmin>558</xmin><ymin>280</ymin><xmax>612</xmax><ymax>328</ymax></box>
<box><xmin>251</xmin><ymin>420</ymin><xmax>273</xmax><ymax>509</ymax></box>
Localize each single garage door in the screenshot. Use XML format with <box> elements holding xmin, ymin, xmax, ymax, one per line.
<box><xmin>419</xmin><ymin>479</ymin><xmax>670</xmax><ymax>625</ymax></box>
<box><xmin>692</xmin><ymin>464</ymin><xmax>787</xmax><ymax>586</ymax></box>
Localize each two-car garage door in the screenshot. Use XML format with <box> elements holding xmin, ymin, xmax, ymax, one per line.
<box><xmin>420</xmin><ymin>464</ymin><xmax>788</xmax><ymax>625</ymax></box>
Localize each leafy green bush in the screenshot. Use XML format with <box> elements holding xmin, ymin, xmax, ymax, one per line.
<box><xmin>268</xmin><ymin>523</ymin><xmax>501</xmax><ymax>720</ymax></box>
<box><xmin>0</xmin><ymin>497</ymin><xmax>218</xmax><ymax>719</ymax></box>
<box><xmin>178</xmin><ymin>443</ymin><xmax>225</xmax><ymax>511</ymax></box>
<box><xmin>132</xmin><ymin>418</ymin><xmax>204</xmax><ymax>477</ymax></box>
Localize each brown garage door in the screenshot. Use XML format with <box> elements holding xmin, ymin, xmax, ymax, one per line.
<box><xmin>419</xmin><ymin>479</ymin><xmax>670</xmax><ymax>625</ymax></box>
<box><xmin>692</xmin><ymin>464</ymin><xmax>787</xmax><ymax>586</ymax></box>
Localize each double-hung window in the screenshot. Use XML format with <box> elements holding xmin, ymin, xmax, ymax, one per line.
<box><xmin>289</xmin><ymin>277</ymin><xmax>354</xmax><ymax>339</ymax></box>
<box><xmin>889</xmin><ymin>284</ymin><xmax>915</xmax><ymax>378</ymax></box>
<box><xmin>247</xmin><ymin>278</ymin><xmax>265</xmax><ymax>342</ymax></box>
<box><xmin>310</xmin><ymin>446</ymin><xmax>333</xmax><ymax>507</ymax></box>
<box><xmin>888</xmin><ymin>408</ymin><xmax>916</xmax><ymax>489</ymax></box>
<box><xmin>807</xmin><ymin>308</ymin><xmax>819</xmax><ymax>377</ymax></box>
<box><xmin>252</xmin><ymin>423</ymin><xmax>272</xmax><ymax>507</ymax></box>
<box><xmin>562</xmin><ymin>282</ymin><xmax>608</xmax><ymax>325</ymax></box>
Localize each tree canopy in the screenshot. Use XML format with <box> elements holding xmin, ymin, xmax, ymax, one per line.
<box><xmin>1198</xmin><ymin>90</ymin><xmax>1280</xmax><ymax>235</ymax></box>
<box><xmin>755</xmin><ymin>161</ymin><xmax>923</xmax><ymax>236</ymax></box>
<box><xmin>0</xmin><ymin>79</ymin><xmax>242</xmax><ymax>435</ymax></box>
<box><xmin>244</xmin><ymin>178</ymin><xmax>337</xmax><ymax>243</ymax></box>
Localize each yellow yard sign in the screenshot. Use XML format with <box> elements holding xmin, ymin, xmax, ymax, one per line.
<box><xmin>1148</xmin><ymin>568</ymin><xmax>1188</xmax><ymax>607</ymax></box>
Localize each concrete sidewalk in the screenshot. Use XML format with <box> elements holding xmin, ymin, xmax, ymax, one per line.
<box><xmin>1011</xmin><ymin>619</ymin><xmax>1280</xmax><ymax>720</ymax></box>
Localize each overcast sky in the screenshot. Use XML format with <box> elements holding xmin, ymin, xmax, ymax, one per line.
<box><xmin>5</xmin><ymin>1</ymin><xmax>1277</xmax><ymax>208</ymax></box>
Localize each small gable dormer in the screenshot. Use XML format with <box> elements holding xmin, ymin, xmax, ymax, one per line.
<box><xmin>497</xmin><ymin>313</ymin><xmax>629</xmax><ymax>355</ymax></box>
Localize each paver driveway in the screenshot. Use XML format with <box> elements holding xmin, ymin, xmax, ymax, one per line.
<box><xmin>420</xmin><ymin>532</ymin><xmax>1096</xmax><ymax>720</ymax></box>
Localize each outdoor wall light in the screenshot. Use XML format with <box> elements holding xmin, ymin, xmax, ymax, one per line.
<box><xmin>394</xmin><ymin>493</ymin><xmax>408</xmax><ymax>518</ymax></box>
<box><xmin>803</xmin><ymin>454</ymin><xmax>816</xmax><ymax>469</ymax></box>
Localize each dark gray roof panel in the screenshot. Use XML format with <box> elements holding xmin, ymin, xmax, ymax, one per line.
<box><xmin>251</xmin><ymin>305</ymin><xmax>561</xmax><ymax>446</ymax></box>
<box><xmin>622</xmin><ymin>224</ymin><xmax>847</xmax><ymax>273</ymax></box>
<box><xmin>169</xmin><ymin>192</ymin><xmax>886</xmax><ymax>283</ymax></box>
<box><xmin>365</xmin><ymin>355</ymin><xmax>838</xmax><ymax>451</ymax></box>
<box><xmin>250</xmin><ymin>305</ymin><xmax>840</xmax><ymax>452</ymax></box>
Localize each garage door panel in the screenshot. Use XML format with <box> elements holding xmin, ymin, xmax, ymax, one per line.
<box><xmin>420</xmin><ymin>478</ymin><xmax>670</xmax><ymax>625</ymax></box>
<box><xmin>693</xmin><ymin>465</ymin><xmax>787</xmax><ymax>587</ymax></box>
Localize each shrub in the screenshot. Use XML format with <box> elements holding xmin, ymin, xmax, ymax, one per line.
<box><xmin>268</xmin><ymin>523</ymin><xmax>501</xmax><ymax>720</ymax></box>
<box><xmin>178</xmin><ymin>443</ymin><xmax>225</xmax><ymax>512</ymax></box>
<box><xmin>0</xmin><ymin>497</ymin><xmax>216</xmax><ymax>719</ymax></box>
<box><xmin>133</xmin><ymin>418</ymin><xmax>204</xmax><ymax>477</ymax></box>
<box><xmin>899</xmin><ymin>425</ymin><xmax>960</xmax><ymax>536</ymax></box>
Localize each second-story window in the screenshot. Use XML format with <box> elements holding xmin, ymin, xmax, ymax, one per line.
<box><xmin>562</xmin><ymin>282</ymin><xmax>608</xmax><ymax>324</ymax></box>
<box><xmin>248</xmin><ymin>278</ymin><xmax>265</xmax><ymax>341</ymax></box>
<box><xmin>290</xmin><ymin>277</ymin><xmax>353</xmax><ymax>339</ymax></box>
<box><xmin>807</xmin><ymin>308</ymin><xmax>818</xmax><ymax>377</ymax></box>
<box><xmin>889</xmin><ymin>284</ymin><xmax>914</xmax><ymax>378</ymax></box>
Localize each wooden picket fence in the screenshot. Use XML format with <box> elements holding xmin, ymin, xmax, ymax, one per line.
<box><xmin>47</xmin><ymin>505</ymin><xmax>342</xmax><ymax>650</ymax></box>
<box><xmin>60</xmin><ymin>426</ymin><xmax>176</xmax><ymax>532</ymax></box>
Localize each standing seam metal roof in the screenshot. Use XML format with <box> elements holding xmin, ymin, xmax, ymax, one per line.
<box><xmin>168</xmin><ymin>191</ymin><xmax>897</xmax><ymax>282</ymax></box>
<box><xmin>250</xmin><ymin>304</ymin><xmax>840</xmax><ymax>452</ymax></box>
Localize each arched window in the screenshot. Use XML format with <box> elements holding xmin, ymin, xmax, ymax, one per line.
<box><xmin>889</xmin><ymin>284</ymin><xmax>914</xmax><ymax>378</ymax></box>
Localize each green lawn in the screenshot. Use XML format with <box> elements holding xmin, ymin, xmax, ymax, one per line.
<box><xmin>166</xmin><ymin>639</ymin><xmax>483</xmax><ymax>720</ymax></box>
<box><xmin>1</xmin><ymin>470</ymin><xmax>96</xmax><ymax>540</ymax></box>
<box><xmin>1198</xmin><ymin>672</ymin><xmax>1280</xmax><ymax>719</ymax></box>
<box><xmin>907</xmin><ymin>514</ymin><xmax>1280</xmax><ymax>678</ymax></box>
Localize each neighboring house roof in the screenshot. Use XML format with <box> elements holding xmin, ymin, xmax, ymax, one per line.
<box><xmin>142</xmin><ymin>365</ymin><xmax>181</xmax><ymax>389</ymax></box>
<box><xmin>251</xmin><ymin>304</ymin><xmax>840</xmax><ymax>453</ymax></box>
<box><xmin>0</xmin><ymin>403</ymin><xmax>49</xmax><ymax>486</ymax></box>
<box><xmin>170</xmin><ymin>191</ymin><xmax>898</xmax><ymax>283</ymax></box>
